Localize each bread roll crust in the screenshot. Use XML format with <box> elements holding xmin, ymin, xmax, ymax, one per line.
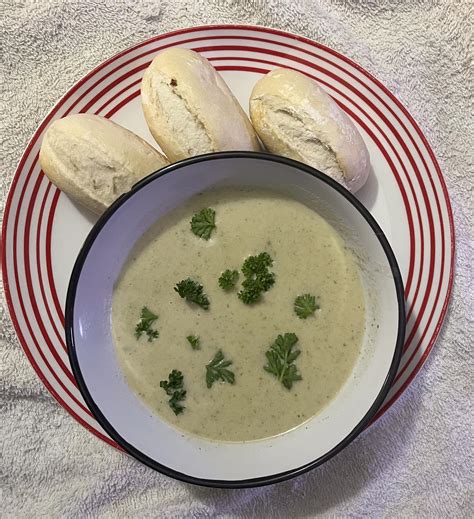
<box><xmin>141</xmin><ymin>47</ymin><xmax>260</xmax><ymax>162</ymax></box>
<box><xmin>39</xmin><ymin>114</ymin><xmax>169</xmax><ymax>214</ymax></box>
<box><xmin>250</xmin><ymin>68</ymin><xmax>370</xmax><ymax>192</ymax></box>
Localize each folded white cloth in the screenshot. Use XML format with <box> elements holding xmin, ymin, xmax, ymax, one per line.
<box><xmin>1</xmin><ymin>1</ymin><xmax>472</xmax><ymax>517</ymax></box>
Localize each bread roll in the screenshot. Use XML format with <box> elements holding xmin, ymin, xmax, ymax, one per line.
<box><xmin>39</xmin><ymin>114</ymin><xmax>169</xmax><ymax>214</ymax></box>
<box><xmin>250</xmin><ymin>68</ymin><xmax>370</xmax><ymax>192</ymax></box>
<box><xmin>141</xmin><ymin>47</ymin><xmax>260</xmax><ymax>162</ymax></box>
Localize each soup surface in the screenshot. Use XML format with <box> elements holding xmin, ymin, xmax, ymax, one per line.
<box><xmin>112</xmin><ymin>189</ymin><xmax>365</xmax><ymax>442</ymax></box>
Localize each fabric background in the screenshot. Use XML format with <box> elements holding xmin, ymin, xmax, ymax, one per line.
<box><xmin>1</xmin><ymin>1</ymin><xmax>473</xmax><ymax>517</ymax></box>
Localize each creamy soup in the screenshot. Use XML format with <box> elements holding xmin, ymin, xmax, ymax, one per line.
<box><xmin>112</xmin><ymin>189</ymin><xmax>365</xmax><ymax>442</ymax></box>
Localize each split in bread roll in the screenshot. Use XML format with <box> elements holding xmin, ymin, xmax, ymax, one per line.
<box><xmin>249</xmin><ymin>68</ymin><xmax>370</xmax><ymax>192</ymax></box>
<box><xmin>39</xmin><ymin>114</ymin><xmax>169</xmax><ymax>214</ymax></box>
<box><xmin>141</xmin><ymin>47</ymin><xmax>260</xmax><ymax>162</ymax></box>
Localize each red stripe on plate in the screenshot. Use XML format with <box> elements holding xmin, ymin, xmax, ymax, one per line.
<box><xmin>104</xmin><ymin>91</ymin><xmax>141</xmax><ymax>118</ymax></box>
<box><xmin>95</xmin><ymin>78</ymin><xmax>142</xmax><ymax>115</ymax></box>
<box><xmin>11</xmin><ymin>155</ymin><xmax>93</xmax><ymax>417</ymax></box>
<box><xmin>46</xmin><ymin>190</ymin><xmax>64</xmax><ymax>324</ymax></box>
<box><xmin>35</xmin><ymin>180</ymin><xmax>68</xmax><ymax>351</ymax></box>
<box><xmin>79</xmin><ymin>64</ymin><xmax>148</xmax><ymax>115</ymax></box>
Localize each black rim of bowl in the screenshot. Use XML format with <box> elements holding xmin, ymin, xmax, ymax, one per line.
<box><xmin>66</xmin><ymin>151</ymin><xmax>406</xmax><ymax>489</ymax></box>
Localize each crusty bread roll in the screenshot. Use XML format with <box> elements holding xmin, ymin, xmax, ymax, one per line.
<box><xmin>250</xmin><ymin>68</ymin><xmax>370</xmax><ymax>192</ymax></box>
<box><xmin>141</xmin><ymin>47</ymin><xmax>260</xmax><ymax>162</ymax></box>
<box><xmin>39</xmin><ymin>114</ymin><xmax>169</xmax><ymax>214</ymax></box>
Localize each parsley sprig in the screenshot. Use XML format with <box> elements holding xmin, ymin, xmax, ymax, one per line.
<box><xmin>134</xmin><ymin>307</ymin><xmax>159</xmax><ymax>341</ymax></box>
<box><xmin>186</xmin><ymin>335</ymin><xmax>200</xmax><ymax>350</ymax></box>
<box><xmin>264</xmin><ymin>333</ymin><xmax>302</xmax><ymax>390</ymax></box>
<box><xmin>206</xmin><ymin>350</ymin><xmax>235</xmax><ymax>388</ymax></box>
<box><xmin>190</xmin><ymin>208</ymin><xmax>216</xmax><ymax>240</ymax></box>
<box><xmin>218</xmin><ymin>269</ymin><xmax>239</xmax><ymax>290</ymax></box>
<box><xmin>294</xmin><ymin>294</ymin><xmax>319</xmax><ymax>319</ymax></box>
<box><xmin>160</xmin><ymin>369</ymin><xmax>186</xmax><ymax>415</ymax></box>
<box><xmin>174</xmin><ymin>278</ymin><xmax>210</xmax><ymax>310</ymax></box>
<box><xmin>238</xmin><ymin>252</ymin><xmax>275</xmax><ymax>304</ymax></box>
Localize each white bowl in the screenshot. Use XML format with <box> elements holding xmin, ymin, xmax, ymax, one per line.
<box><xmin>66</xmin><ymin>152</ymin><xmax>405</xmax><ymax>487</ymax></box>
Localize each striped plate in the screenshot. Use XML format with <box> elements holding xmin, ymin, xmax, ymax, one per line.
<box><xmin>2</xmin><ymin>25</ymin><xmax>454</xmax><ymax>448</ymax></box>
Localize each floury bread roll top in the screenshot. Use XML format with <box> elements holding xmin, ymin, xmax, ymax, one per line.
<box><xmin>250</xmin><ymin>68</ymin><xmax>370</xmax><ymax>192</ymax></box>
<box><xmin>141</xmin><ymin>47</ymin><xmax>260</xmax><ymax>162</ymax></box>
<box><xmin>39</xmin><ymin>114</ymin><xmax>169</xmax><ymax>214</ymax></box>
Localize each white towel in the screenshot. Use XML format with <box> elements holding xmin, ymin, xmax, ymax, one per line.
<box><xmin>1</xmin><ymin>1</ymin><xmax>472</xmax><ymax>517</ymax></box>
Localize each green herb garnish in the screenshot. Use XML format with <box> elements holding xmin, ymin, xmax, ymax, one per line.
<box><xmin>206</xmin><ymin>350</ymin><xmax>235</xmax><ymax>388</ymax></box>
<box><xmin>134</xmin><ymin>306</ymin><xmax>159</xmax><ymax>341</ymax></box>
<box><xmin>160</xmin><ymin>369</ymin><xmax>186</xmax><ymax>415</ymax></box>
<box><xmin>294</xmin><ymin>294</ymin><xmax>319</xmax><ymax>319</ymax></box>
<box><xmin>186</xmin><ymin>335</ymin><xmax>200</xmax><ymax>350</ymax></box>
<box><xmin>264</xmin><ymin>333</ymin><xmax>302</xmax><ymax>390</ymax></box>
<box><xmin>190</xmin><ymin>208</ymin><xmax>216</xmax><ymax>240</ymax></box>
<box><xmin>218</xmin><ymin>269</ymin><xmax>239</xmax><ymax>290</ymax></box>
<box><xmin>238</xmin><ymin>252</ymin><xmax>275</xmax><ymax>304</ymax></box>
<box><xmin>174</xmin><ymin>278</ymin><xmax>210</xmax><ymax>310</ymax></box>
<box><xmin>237</xmin><ymin>281</ymin><xmax>261</xmax><ymax>304</ymax></box>
<box><xmin>241</xmin><ymin>251</ymin><xmax>273</xmax><ymax>277</ymax></box>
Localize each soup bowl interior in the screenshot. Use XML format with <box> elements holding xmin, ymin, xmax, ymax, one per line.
<box><xmin>66</xmin><ymin>152</ymin><xmax>404</xmax><ymax>487</ymax></box>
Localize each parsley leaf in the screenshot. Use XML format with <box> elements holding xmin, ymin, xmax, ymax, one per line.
<box><xmin>190</xmin><ymin>208</ymin><xmax>216</xmax><ymax>240</ymax></box>
<box><xmin>241</xmin><ymin>252</ymin><xmax>273</xmax><ymax>277</ymax></box>
<box><xmin>206</xmin><ymin>350</ymin><xmax>235</xmax><ymax>388</ymax></box>
<box><xmin>174</xmin><ymin>278</ymin><xmax>210</xmax><ymax>310</ymax></box>
<box><xmin>186</xmin><ymin>335</ymin><xmax>200</xmax><ymax>350</ymax></box>
<box><xmin>160</xmin><ymin>369</ymin><xmax>186</xmax><ymax>415</ymax></box>
<box><xmin>264</xmin><ymin>333</ymin><xmax>302</xmax><ymax>390</ymax></box>
<box><xmin>134</xmin><ymin>306</ymin><xmax>159</xmax><ymax>341</ymax></box>
<box><xmin>238</xmin><ymin>252</ymin><xmax>275</xmax><ymax>304</ymax></box>
<box><xmin>218</xmin><ymin>269</ymin><xmax>239</xmax><ymax>290</ymax></box>
<box><xmin>238</xmin><ymin>279</ymin><xmax>262</xmax><ymax>304</ymax></box>
<box><xmin>294</xmin><ymin>294</ymin><xmax>319</xmax><ymax>319</ymax></box>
